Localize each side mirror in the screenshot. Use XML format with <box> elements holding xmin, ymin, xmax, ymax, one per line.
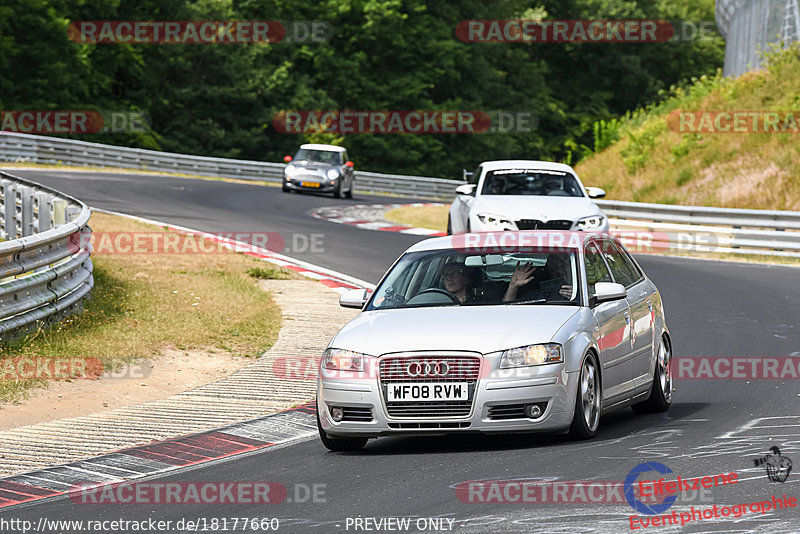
<box><xmin>586</xmin><ymin>186</ymin><xmax>606</xmax><ymax>199</ymax></box>
<box><xmin>283</xmin><ymin>155</ymin><xmax>293</xmax><ymax>163</ymax></box>
<box><xmin>345</xmin><ymin>160</ymin><xmax>354</xmax><ymax>168</ymax></box>
<box><xmin>339</xmin><ymin>288</ymin><xmax>367</xmax><ymax>309</ymax></box>
<box><xmin>594</xmin><ymin>282</ymin><xmax>627</xmax><ymax>302</ymax></box>
<box><xmin>455</xmin><ymin>184</ymin><xmax>476</xmax><ymax>196</ymax></box>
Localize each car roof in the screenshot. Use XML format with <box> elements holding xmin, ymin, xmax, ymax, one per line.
<box><xmin>405</xmin><ymin>231</ymin><xmax>601</xmax><ymax>253</ymax></box>
<box><xmin>478</xmin><ymin>160</ymin><xmax>577</xmax><ymax>173</ymax></box>
<box><xmin>299</xmin><ymin>143</ymin><xmax>346</xmax><ymax>152</ymax></box>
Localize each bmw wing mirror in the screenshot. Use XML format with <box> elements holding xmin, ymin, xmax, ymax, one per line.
<box><xmin>345</xmin><ymin>161</ymin><xmax>354</xmax><ymax>168</ymax></box>
<box><xmin>455</xmin><ymin>184</ymin><xmax>476</xmax><ymax>196</ymax></box>
<box><xmin>283</xmin><ymin>155</ymin><xmax>293</xmax><ymax>163</ymax></box>
<box><xmin>586</xmin><ymin>186</ymin><xmax>606</xmax><ymax>199</ymax></box>
<box><xmin>339</xmin><ymin>288</ymin><xmax>368</xmax><ymax>309</ymax></box>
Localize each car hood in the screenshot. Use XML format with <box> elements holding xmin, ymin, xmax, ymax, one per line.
<box><xmin>329</xmin><ymin>305</ymin><xmax>580</xmax><ymax>356</ymax></box>
<box><xmin>473</xmin><ymin>195</ymin><xmax>604</xmax><ymax>222</ymax></box>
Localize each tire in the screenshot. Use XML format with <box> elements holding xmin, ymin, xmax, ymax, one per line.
<box><xmin>344</xmin><ymin>178</ymin><xmax>354</xmax><ymax>199</ymax></box>
<box><xmin>569</xmin><ymin>352</ymin><xmax>601</xmax><ymax>439</ymax></box>
<box><xmin>632</xmin><ymin>336</ymin><xmax>673</xmax><ymax>414</ymax></box>
<box><xmin>317</xmin><ymin>407</ymin><xmax>368</xmax><ymax>452</ymax></box>
<box><xmin>333</xmin><ymin>179</ymin><xmax>343</xmax><ymax>199</ymax></box>
<box><xmin>282</xmin><ymin>184</ymin><xmax>290</xmax><ymax>193</ymax></box>
<box><xmin>446</xmin><ymin>216</ymin><xmax>452</xmax><ymax>235</ymax></box>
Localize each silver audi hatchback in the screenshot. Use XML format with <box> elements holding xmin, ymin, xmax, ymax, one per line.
<box><xmin>317</xmin><ymin>231</ymin><xmax>672</xmax><ymax>451</ymax></box>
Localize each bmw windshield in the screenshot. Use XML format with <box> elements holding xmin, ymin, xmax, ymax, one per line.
<box><xmin>482</xmin><ymin>169</ymin><xmax>585</xmax><ymax>197</ymax></box>
<box><xmin>366</xmin><ymin>249</ymin><xmax>581</xmax><ymax>310</ymax></box>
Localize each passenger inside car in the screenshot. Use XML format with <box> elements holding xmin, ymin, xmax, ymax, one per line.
<box><xmin>503</xmin><ymin>253</ymin><xmax>575</xmax><ymax>302</ymax></box>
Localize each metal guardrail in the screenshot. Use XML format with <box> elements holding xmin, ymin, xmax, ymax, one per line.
<box><xmin>0</xmin><ymin>132</ymin><xmax>451</xmax><ymax>200</ymax></box>
<box><xmin>597</xmin><ymin>199</ymin><xmax>800</xmax><ymax>258</ymax></box>
<box><xmin>0</xmin><ymin>170</ymin><xmax>93</xmax><ymax>339</ymax></box>
<box><xmin>2</xmin><ymin>132</ymin><xmax>800</xmax><ymax>258</ymax></box>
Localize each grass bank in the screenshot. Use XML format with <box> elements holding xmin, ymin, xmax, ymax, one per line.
<box><xmin>0</xmin><ymin>211</ymin><xmax>295</xmax><ymax>404</ymax></box>
<box><xmin>574</xmin><ymin>46</ymin><xmax>800</xmax><ymax>210</ymax></box>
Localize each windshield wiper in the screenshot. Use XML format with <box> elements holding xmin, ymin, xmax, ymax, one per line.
<box><xmin>508</xmin><ymin>298</ymin><xmax>547</xmax><ymax>305</ymax></box>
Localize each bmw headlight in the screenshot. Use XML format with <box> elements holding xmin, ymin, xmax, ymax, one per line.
<box><xmin>322</xmin><ymin>348</ymin><xmax>369</xmax><ymax>371</ymax></box>
<box><xmin>477</xmin><ymin>213</ymin><xmax>515</xmax><ymax>229</ymax></box>
<box><xmin>326</xmin><ymin>169</ymin><xmax>340</xmax><ymax>180</ymax></box>
<box><xmin>577</xmin><ymin>215</ymin><xmax>605</xmax><ymax>230</ymax></box>
<box><xmin>285</xmin><ymin>164</ymin><xmax>297</xmax><ymax>178</ymax></box>
<box><xmin>500</xmin><ymin>343</ymin><xmax>563</xmax><ymax>368</ymax></box>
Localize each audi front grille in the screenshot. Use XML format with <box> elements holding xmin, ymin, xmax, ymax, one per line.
<box><xmin>379</xmin><ymin>355</ymin><xmax>481</xmax><ymax>419</ymax></box>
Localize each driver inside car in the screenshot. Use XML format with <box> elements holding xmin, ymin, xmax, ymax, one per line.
<box><xmin>441</xmin><ymin>263</ymin><xmax>482</xmax><ymax>304</ymax></box>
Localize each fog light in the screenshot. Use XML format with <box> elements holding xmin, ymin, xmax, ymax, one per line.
<box><xmin>524</xmin><ymin>403</ymin><xmax>544</xmax><ymax>419</ymax></box>
<box><xmin>330</xmin><ymin>406</ymin><xmax>344</xmax><ymax>422</ymax></box>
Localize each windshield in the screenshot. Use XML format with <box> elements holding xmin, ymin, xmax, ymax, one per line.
<box><xmin>366</xmin><ymin>249</ymin><xmax>581</xmax><ymax>310</ymax></box>
<box><xmin>293</xmin><ymin>148</ymin><xmax>342</xmax><ymax>165</ymax></box>
<box><xmin>481</xmin><ymin>169</ymin><xmax>584</xmax><ymax>197</ymax></box>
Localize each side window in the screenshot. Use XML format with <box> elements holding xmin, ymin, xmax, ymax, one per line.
<box><xmin>341</xmin><ymin>151</ymin><xmax>348</xmax><ymax>164</ymax></box>
<box><xmin>584</xmin><ymin>242</ymin><xmax>612</xmax><ymax>299</ymax></box>
<box><xmin>601</xmin><ymin>241</ymin><xmax>641</xmax><ymax>287</ymax></box>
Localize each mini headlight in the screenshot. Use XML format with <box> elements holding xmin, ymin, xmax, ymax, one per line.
<box><xmin>500</xmin><ymin>343</ymin><xmax>563</xmax><ymax>368</ymax></box>
<box><xmin>326</xmin><ymin>169</ymin><xmax>340</xmax><ymax>180</ymax></box>
<box><xmin>322</xmin><ymin>348</ymin><xmax>368</xmax><ymax>371</ymax></box>
<box><xmin>285</xmin><ymin>164</ymin><xmax>297</xmax><ymax>178</ymax></box>
<box><xmin>577</xmin><ymin>215</ymin><xmax>605</xmax><ymax>230</ymax></box>
<box><xmin>477</xmin><ymin>213</ymin><xmax>515</xmax><ymax>229</ymax></box>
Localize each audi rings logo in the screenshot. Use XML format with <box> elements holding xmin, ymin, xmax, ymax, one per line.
<box><xmin>406</xmin><ymin>361</ymin><xmax>450</xmax><ymax>377</ymax></box>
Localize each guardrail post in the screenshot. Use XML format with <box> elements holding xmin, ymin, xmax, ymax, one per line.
<box><xmin>3</xmin><ymin>181</ymin><xmax>18</xmax><ymax>239</ymax></box>
<box><xmin>53</xmin><ymin>199</ymin><xmax>67</xmax><ymax>227</ymax></box>
<box><xmin>35</xmin><ymin>192</ymin><xmax>53</xmax><ymax>232</ymax></box>
<box><xmin>16</xmin><ymin>186</ymin><xmax>34</xmax><ymax>237</ymax></box>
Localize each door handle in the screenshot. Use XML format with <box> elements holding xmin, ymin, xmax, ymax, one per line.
<box><xmin>624</xmin><ymin>312</ymin><xmax>630</xmax><ymax>324</ymax></box>
<box><xmin>646</xmin><ymin>299</ymin><xmax>653</xmax><ymax>311</ymax></box>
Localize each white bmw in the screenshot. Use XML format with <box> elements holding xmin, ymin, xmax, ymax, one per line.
<box><xmin>448</xmin><ymin>160</ymin><xmax>609</xmax><ymax>234</ymax></box>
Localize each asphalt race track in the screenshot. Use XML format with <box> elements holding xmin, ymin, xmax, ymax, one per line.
<box><xmin>3</xmin><ymin>169</ymin><xmax>800</xmax><ymax>533</ymax></box>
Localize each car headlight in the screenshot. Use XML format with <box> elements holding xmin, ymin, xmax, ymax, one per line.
<box><xmin>477</xmin><ymin>213</ymin><xmax>515</xmax><ymax>229</ymax></box>
<box><xmin>500</xmin><ymin>343</ymin><xmax>563</xmax><ymax>368</ymax></box>
<box><xmin>322</xmin><ymin>348</ymin><xmax>368</xmax><ymax>372</ymax></box>
<box><xmin>577</xmin><ymin>215</ymin><xmax>605</xmax><ymax>230</ymax></box>
<box><xmin>285</xmin><ymin>164</ymin><xmax>297</xmax><ymax>178</ymax></box>
<box><xmin>326</xmin><ymin>169</ymin><xmax>340</xmax><ymax>180</ymax></box>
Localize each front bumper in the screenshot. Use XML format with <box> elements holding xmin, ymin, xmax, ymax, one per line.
<box><xmin>469</xmin><ymin>217</ymin><xmax>610</xmax><ymax>234</ymax></box>
<box><xmin>318</xmin><ymin>359</ymin><xmax>577</xmax><ymax>438</ymax></box>
<box><xmin>284</xmin><ymin>177</ymin><xmax>338</xmax><ymax>192</ymax></box>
